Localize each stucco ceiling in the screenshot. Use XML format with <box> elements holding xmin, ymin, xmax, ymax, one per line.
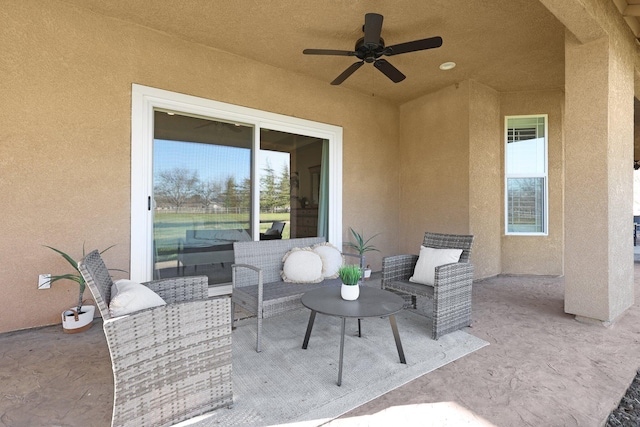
<box><xmin>613</xmin><ymin>0</ymin><xmax>640</xmax><ymax>37</ymax></box>
<box><xmin>60</xmin><ymin>0</ymin><xmax>567</xmax><ymax>104</ymax></box>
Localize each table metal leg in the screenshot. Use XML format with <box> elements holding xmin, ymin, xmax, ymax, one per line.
<box><xmin>302</xmin><ymin>310</ymin><xmax>316</xmax><ymax>349</ymax></box>
<box><xmin>358</xmin><ymin>318</ymin><xmax>362</xmax><ymax>337</ymax></box>
<box><xmin>338</xmin><ymin>317</ymin><xmax>346</xmax><ymax>386</ymax></box>
<box><xmin>389</xmin><ymin>315</ymin><xmax>406</xmax><ymax>364</ymax></box>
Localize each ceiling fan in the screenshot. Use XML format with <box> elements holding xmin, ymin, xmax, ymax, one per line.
<box><xmin>303</xmin><ymin>13</ymin><xmax>443</xmax><ymax>85</ymax></box>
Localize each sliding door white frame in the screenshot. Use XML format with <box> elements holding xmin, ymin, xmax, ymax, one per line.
<box><xmin>130</xmin><ymin>84</ymin><xmax>343</xmax><ymax>282</ymax></box>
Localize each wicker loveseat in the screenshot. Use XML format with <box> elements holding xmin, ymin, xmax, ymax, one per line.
<box><xmin>78</xmin><ymin>250</ymin><xmax>233</xmax><ymax>427</ymax></box>
<box><xmin>381</xmin><ymin>232</ymin><xmax>474</xmax><ymax>340</ymax></box>
<box><xmin>232</xmin><ymin>237</ymin><xmax>361</xmax><ymax>352</ymax></box>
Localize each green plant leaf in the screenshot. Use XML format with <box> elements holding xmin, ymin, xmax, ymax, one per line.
<box><xmin>43</xmin><ymin>246</ymin><xmax>80</xmax><ymax>271</ymax></box>
<box><xmin>338</xmin><ymin>264</ymin><xmax>362</xmax><ymax>285</ymax></box>
<box><xmin>345</xmin><ymin>227</ymin><xmax>380</xmax><ymax>254</ymax></box>
<box><xmin>49</xmin><ymin>273</ymin><xmax>82</xmax><ymax>282</ymax></box>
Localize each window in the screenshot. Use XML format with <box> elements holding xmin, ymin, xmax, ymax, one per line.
<box><xmin>505</xmin><ymin>115</ymin><xmax>548</xmax><ymax>235</ymax></box>
<box><xmin>130</xmin><ymin>84</ymin><xmax>342</xmax><ymax>284</ymax></box>
<box><xmin>150</xmin><ymin>116</ymin><xmax>329</xmax><ymax>285</ymax></box>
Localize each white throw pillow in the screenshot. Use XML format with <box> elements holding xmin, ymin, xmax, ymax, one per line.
<box><xmin>312</xmin><ymin>242</ymin><xmax>343</xmax><ymax>279</ymax></box>
<box><xmin>281</xmin><ymin>248</ymin><xmax>324</xmax><ymax>283</ymax></box>
<box><xmin>409</xmin><ymin>246</ymin><xmax>463</xmax><ymax>285</ymax></box>
<box><xmin>109</xmin><ymin>279</ymin><xmax>166</xmax><ymax>317</ymax></box>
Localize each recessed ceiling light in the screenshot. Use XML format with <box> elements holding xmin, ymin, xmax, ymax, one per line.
<box><xmin>439</xmin><ymin>62</ymin><xmax>456</xmax><ymax>71</ymax></box>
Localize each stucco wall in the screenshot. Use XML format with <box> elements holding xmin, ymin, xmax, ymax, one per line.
<box><xmin>469</xmin><ymin>81</ymin><xmax>502</xmax><ymax>279</ymax></box>
<box><xmin>565</xmin><ymin>32</ymin><xmax>634</xmax><ymax>322</ymax></box>
<box><xmin>500</xmin><ymin>90</ymin><xmax>565</xmax><ymax>276</ymax></box>
<box><xmin>0</xmin><ymin>1</ymin><xmax>399</xmax><ymax>332</ymax></box>
<box><xmin>398</xmin><ymin>83</ymin><xmax>471</xmax><ymax>256</ymax></box>
<box><xmin>399</xmin><ymin>82</ymin><xmax>563</xmax><ymax>279</ymax></box>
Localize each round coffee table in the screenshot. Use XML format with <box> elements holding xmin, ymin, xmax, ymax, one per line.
<box><xmin>301</xmin><ymin>286</ymin><xmax>406</xmax><ymax>386</ymax></box>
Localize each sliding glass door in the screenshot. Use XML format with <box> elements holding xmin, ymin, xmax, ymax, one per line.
<box><xmin>259</xmin><ymin>129</ymin><xmax>326</xmax><ymax>241</ymax></box>
<box><xmin>153</xmin><ymin>111</ymin><xmax>252</xmax><ymax>284</ymax></box>
<box><xmin>151</xmin><ymin>112</ymin><xmax>330</xmax><ymax>286</ymax></box>
<box><xmin>130</xmin><ymin>84</ymin><xmax>343</xmax><ymax>285</ymax></box>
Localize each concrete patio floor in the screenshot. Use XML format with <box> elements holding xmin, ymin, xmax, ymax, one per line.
<box><xmin>2</xmin><ymin>264</ymin><xmax>640</xmax><ymax>427</ymax></box>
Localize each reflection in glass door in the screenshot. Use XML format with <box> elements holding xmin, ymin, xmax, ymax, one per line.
<box><xmin>259</xmin><ymin>129</ymin><xmax>327</xmax><ymax>240</ymax></box>
<box><xmin>153</xmin><ymin>111</ymin><xmax>252</xmax><ymax>284</ymax></box>
<box><xmin>131</xmin><ymin>85</ymin><xmax>343</xmax><ymax>285</ymax></box>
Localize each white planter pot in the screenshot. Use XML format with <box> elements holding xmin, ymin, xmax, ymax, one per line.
<box><xmin>62</xmin><ymin>305</ymin><xmax>95</xmax><ymax>334</ymax></box>
<box><xmin>341</xmin><ymin>283</ymin><xmax>360</xmax><ymax>301</ymax></box>
<box><xmin>363</xmin><ymin>268</ymin><xmax>372</xmax><ymax>280</ymax></box>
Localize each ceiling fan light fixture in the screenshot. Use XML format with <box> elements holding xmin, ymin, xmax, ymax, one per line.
<box><xmin>439</xmin><ymin>61</ymin><xmax>456</xmax><ymax>70</ymax></box>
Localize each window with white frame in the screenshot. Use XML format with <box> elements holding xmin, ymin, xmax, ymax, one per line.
<box><xmin>130</xmin><ymin>84</ymin><xmax>343</xmax><ymax>283</ymax></box>
<box><xmin>505</xmin><ymin>115</ymin><xmax>548</xmax><ymax>235</ymax></box>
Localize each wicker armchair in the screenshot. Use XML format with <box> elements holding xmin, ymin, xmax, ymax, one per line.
<box><xmin>78</xmin><ymin>250</ymin><xmax>233</xmax><ymax>427</ymax></box>
<box><xmin>382</xmin><ymin>232</ymin><xmax>474</xmax><ymax>340</ymax></box>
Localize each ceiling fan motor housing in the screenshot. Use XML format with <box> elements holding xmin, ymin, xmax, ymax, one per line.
<box><xmin>355</xmin><ymin>37</ymin><xmax>386</xmax><ymax>63</ymax></box>
<box><xmin>302</xmin><ymin>12</ymin><xmax>442</xmax><ymax>85</ymax></box>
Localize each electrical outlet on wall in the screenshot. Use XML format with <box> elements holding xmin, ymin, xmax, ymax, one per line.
<box><xmin>38</xmin><ymin>274</ymin><xmax>51</xmax><ymax>289</ymax></box>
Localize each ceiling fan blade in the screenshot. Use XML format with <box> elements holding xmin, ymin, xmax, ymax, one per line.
<box><xmin>331</xmin><ymin>61</ymin><xmax>364</xmax><ymax>85</ymax></box>
<box><xmin>385</xmin><ymin>36</ymin><xmax>443</xmax><ymax>56</ymax></box>
<box><xmin>303</xmin><ymin>49</ymin><xmax>355</xmax><ymax>56</ymax></box>
<box><xmin>374</xmin><ymin>59</ymin><xmax>406</xmax><ymax>83</ymax></box>
<box><xmin>364</xmin><ymin>13</ymin><xmax>383</xmax><ymax>46</ymax></box>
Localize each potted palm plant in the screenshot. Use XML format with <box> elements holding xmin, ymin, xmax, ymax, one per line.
<box><xmin>338</xmin><ymin>264</ymin><xmax>362</xmax><ymax>300</ymax></box>
<box><xmin>44</xmin><ymin>244</ymin><xmax>122</xmax><ymax>333</ymax></box>
<box><xmin>344</xmin><ymin>227</ymin><xmax>380</xmax><ymax>279</ymax></box>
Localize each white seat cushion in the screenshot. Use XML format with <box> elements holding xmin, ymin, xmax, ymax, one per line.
<box><xmin>312</xmin><ymin>242</ymin><xmax>343</xmax><ymax>279</ymax></box>
<box><xmin>409</xmin><ymin>246</ymin><xmax>463</xmax><ymax>285</ymax></box>
<box><xmin>109</xmin><ymin>279</ymin><xmax>166</xmax><ymax>317</ymax></box>
<box><xmin>281</xmin><ymin>247</ymin><xmax>324</xmax><ymax>283</ymax></box>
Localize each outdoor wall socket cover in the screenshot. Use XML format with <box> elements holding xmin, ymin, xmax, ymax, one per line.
<box><xmin>38</xmin><ymin>274</ymin><xmax>51</xmax><ymax>289</ymax></box>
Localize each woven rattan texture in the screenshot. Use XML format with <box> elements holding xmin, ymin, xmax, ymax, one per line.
<box><xmin>233</xmin><ymin>237</ymin><xmax>325</xmax><ymax>287</ymax></box>
<box><xmin>382</xmin><ymin>232</ymin><xmax>474</xmax><ymax>340</ymax></box>
<box><xmin>79</xmin><ymin>250</ymin><xmax>233</xmax><ymax>427</ymax></box>
<box><xmin>232</xmin><ymin>237</ymin><xmax>351</xmax><ymax>352</ymax></box>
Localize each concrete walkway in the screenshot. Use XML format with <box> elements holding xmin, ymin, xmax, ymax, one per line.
<box><xmin>1</xmin><ymin>266</ymin><xmax>640</xmax><ymax>426</ymax></box>
<box><xmin>333</xmin><ymin>266</ymin><xmax>640</xmax><ymax>427</ymax></box>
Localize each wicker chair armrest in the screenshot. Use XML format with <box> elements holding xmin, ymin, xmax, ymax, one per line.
<box><xmin>102</xmin><ymin>297</ymin><xmax>233</xmax><ymax>426</ymax></box>
<box><xmin>382</xmin><ymin>254</ymin><xmax>419</xmax><ymax>286</ymax></box>
<box><xmin>232</xmin><ymin>263</ymin><xmax>264</xmax><ymax>302</ymax></box>
<box><xmin>142</xmin><ymin>275</ymin><xmax>208</xmax><ymax>303</ymax></box>
<box><xmin>433</xmin><ymin>262</ymin><xmax>475</xmax><ymax>289</ymax></box>
<box><xmin>231</xmin><ymin>263</ymin><xmax>262</xmax><ymax>274</ymax></box>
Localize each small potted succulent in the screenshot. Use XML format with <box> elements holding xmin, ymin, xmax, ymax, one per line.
<box><xmin>43</xmin><ymin>244</ymin><xmax>123</xmax><ymax>333</ymax></box>
<box><xmin>338</xmin><ymin>264</ymin><xmax>362</xmax><ymax>301</ymax></box>
<box><xmin>344</xmin><ymin>227</ymin><xmax>380</xmax><ymax>279</ymax></box>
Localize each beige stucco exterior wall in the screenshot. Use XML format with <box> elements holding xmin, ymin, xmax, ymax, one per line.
<box><xmin>0</xmin><ymin>1</ymin><xmax>400</xmax><ymax>333</ymax></box>
<box><xmin>500</xmin><ymin>90</ymin><xmax>565</xmax><ymax>276</ymax></box>
<box><xmin>2</xmin><ymin>0</ymin><xmax>637</xmax><ymax>333</ymax></box>
<box><xmin>398</xmin><ymin>82</ymin><xmax>471</xmax><ymax>253</ymax></box>
<box><xmin>564</xmin><ymin>31</ymin><xmax>634</xmax><ymax>322</ymax></box>
<box><xmin>469</xmin><ymin>81</ymin><xmax>502</xmax><ymax>279</ymax></box>
<box><xmin>399</xmin><ymin>82</ymin><xmax>564</xmax><ymax>279</ymax></box>
<box><xmin>542</xmin><ymin>0</ymin><xmax>636</xmax><ymax>322</ymax></box>
<box><xmin>398</xmin><ymin>80</ymin><xmax>502</xmax><ymax>279</ymax></box>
